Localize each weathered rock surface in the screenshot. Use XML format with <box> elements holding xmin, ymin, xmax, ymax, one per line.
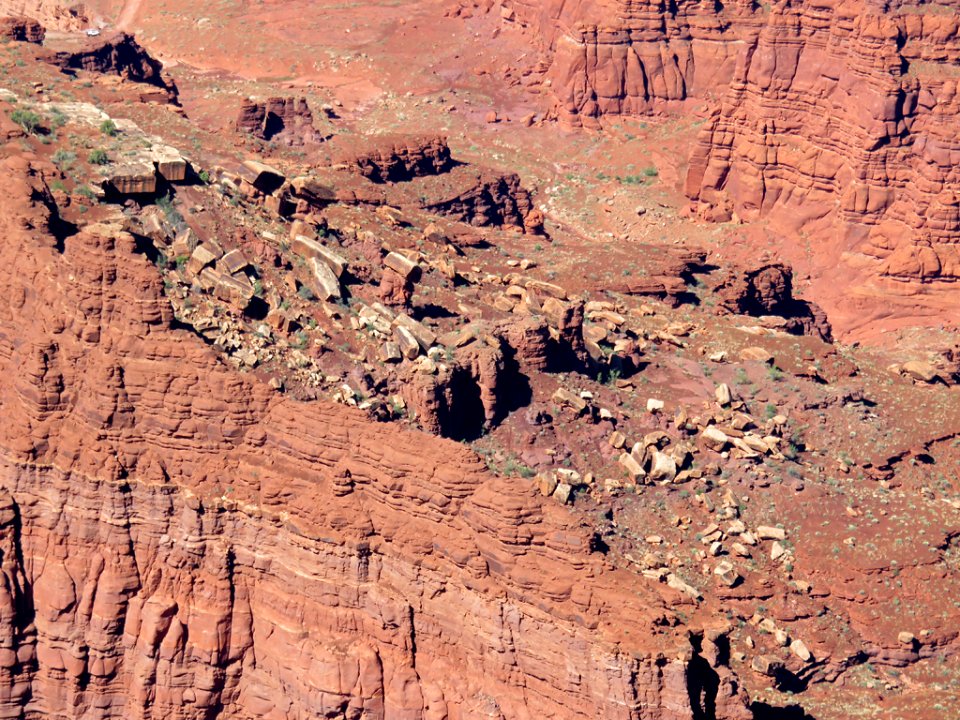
<box><xmin>235</xmin><ymin>96</ymin><xmax>323</xmax><ymax>145</ymax></box>
<box><xmin>416</xmin><ymin>165</ymin><xmax>538</xmax><ymax>232</ymax></box>
<box><xmin>348</xmin><ymin>134</ymin><xmax>453</xmax><ymax>183</ymax></box>
<box><xmin>0</xmin><ymin>151</ymin><xmax>753</xmax><ymax>719</ymax></box>
<box><xmin>0</xmin><ymin>14</ymin><xmax>44</xmax><ymax>42</ymax></box>
<box><xmin>0</xmin><ymin>0</ymin><xmax>84</xmax><ymax>29</ymax></box>
<box><xmin>45</xmin><ymin>32</ymin><xmax>179</xmax><ymax>103</ymax></box>
<box><xmin>496</xmin><ymin>0</ymin><xmax>960</xmax><ymax>328</ymax></box>
<box><xmin>684</xmin><ymin>0</ymin><xmax>960</xmax><ymax>292</ymax></box>
<box><xmin>714</xmin><ymin>262</ymin><xmax>833</xmax><ymax>340</ymax></box>
<box><xmin>501</xmin><ymin>0</ymin><xmax>763</xmax><ymax>126</ymax></box>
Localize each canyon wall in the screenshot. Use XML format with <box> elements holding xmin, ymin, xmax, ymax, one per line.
<box><xmin>502</xmin><ymin>0</ymin><xmax>763</xmax><ymax>125</ymax></box>
<box><xmin>0</xmin><ymin>152</ymin><xmax>752</xmax><ymax>718</ymax></box>
<box><xmin>499</xmin><ymin>0</ymin><xmax>960</xmax><ymax>329</ymax></box>
<box><xmin>686</xmin><ymin>0</ymin><xmax>960</xmax><ymax>285</ymax></box>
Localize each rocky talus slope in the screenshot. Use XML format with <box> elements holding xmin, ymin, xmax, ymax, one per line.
<box><xmin>0</xmin><ymin>153</ymin><xmax>751</xmax><ymax>718</ymax></box>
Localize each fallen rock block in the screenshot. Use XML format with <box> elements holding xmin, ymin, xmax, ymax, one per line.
<box><xmin>536</xmin><ymin>473</ymin><xmax>558</xmax><ymax>497</ymax></box>
<box><xmin>394</xmin><ymin>314</ymin><xmax>437</xmax><ymax>350</ymax></box>
<box><xmin>553</xmin><ymin>387</ymin><xmax>588</xmax><ymax>413</ymax></box>
<box><xmin>751</xmin><ymin>655</ymin><xmax>783</xmax><ymax>677</ymax></box>
<box><xmin>715</xmin><ymin>383</ymin><xmax>732</xmax><ymax>406</ymax></box>
<box><xmin>790</xmin><ymin>639</ymin><xmax>812</xmax><ymax>662</ymax></box>
<box><xmin>186</xmin><ymin>244</ymin><xmax>222</xmax><ymax>275</ymax></box>
<box><xmin>292</xmin><ymin>235</ymin><xmax>348</xmax><ymax>277</ymax></box>
<box><xmin>553</xmin><ymin>482</ymin><xmax>573</xmax><ymax>504</ymax></box>
<box><xmin>647</xmin><ymin>450</ymin><xmax>677</xmax><ymax>483</ymax></box>
<box><xmin>307</xmin><ymin>257</ymin><xmax>342</xmax><ymax>301</ymax></box>
<box><xmin>379</xmin><ymin>342</ymin><xmax>402</xmax><ymax>363</ymax></box>
<box><xmin>713</xmin><ymin>560</ymin><xmax>741</xmax><ymax>587</ymax></box>
<box><xmin>384</xmin><ymin>251</ymin><xmax>421</xmax><ymax>281</ymax></box>
<box><xmin>740</xmin><ymin>346</ymin><xmax>774</xmax><ymax>363</ymax></box>
<box><xmin>666</xmin><ymin>573</ymin><xmax>701</xmax><ymax>601</ymax></box>
<box><xmin>757</xmin><ymin>525</ymin><xmax>787</xmax><ymax>541</ymax></box>
<box><xmin>701</xmin><ymin>426</ymin><xmax>729</xmax><ymax>451</ymax></box>
<box><xmin>106</xmin><ymin>161</ymin><xmax>157</xmax><ymax>195</ymax></box>
<box><xmin>619</xmin><ymin>452</ymin><xmax>646</xmax><ymax>481</ymax></box>
<box><xmin>900</xmin><ymin>360</ymin><xmax>940</xmax><ymax>384</ymax></box>
<box><xmin>897</xmin><ymin>631</ymin><xmax>916</xmax><ymax>646</ymax></box>
<box><xmin>394</xmin><ymin>326</ymin><xmax>421</xmax><ymax>359</ymax></box>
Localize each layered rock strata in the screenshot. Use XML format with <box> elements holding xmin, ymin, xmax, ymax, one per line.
<box><xmin>686</xmin><ymin>0</ymin><xmax>960</xmax><ymax>284</ymax></box>
<box><xmin>500</xmin><ymin>0</ymin><xmax>763</xmax><ymax>125</ymax></box>
<box><xmin>0</xmin><ymin>0</ymin><xmax>86</xmax><ymax>29</ymax></box>
<box><xmin>235</xmin><ymin>96</ymin><xmax>323</xmax><ymax>146</ymax></box>
<box><xmin>0</xmin><ymin>151</ymin><xmax>752</xmax><ymax>718</ymax></box>
<box><xmin>349</xmin><ymin>135</ymin><xmax>454</xmax><ymax>183</ymax></box>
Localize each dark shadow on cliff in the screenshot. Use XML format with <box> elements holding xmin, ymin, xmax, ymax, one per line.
<box><xmin>686</xmin><ymin>651</ymin><xmax>720</xmax><ymax>720</ymax></box>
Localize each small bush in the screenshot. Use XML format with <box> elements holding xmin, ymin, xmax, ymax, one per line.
<box><xmin>99</xmin><ymin>119</ymin><xmax>118</xmax><ymax>137</ymax></box>
<box><xmin>11</xmin><ymin>109</ymin><xmax>41</xmax><ymax>134</ymax></box>
<box><xmin>88</xmin><ymin>149</ymin><xmax>109</xmax><ymax>165</ymax></box>
<box><xmin>643</xmin><ymin>166</ymin><xmax>659</xmax><ymax>177</ymax></box>
<box><xmin>48</xmin><ymin>108</ymin><xmax>67</xmax><ymax>130</ymax></box>
<box><xmin>52</xmin><ymin>149</ymin><xmax>76</xmax><ymax>167</ymax></box>
<box><xmin>297</xmin><ymin>285</ymin><xmax>315</xmax><ymax>301</ymax></box>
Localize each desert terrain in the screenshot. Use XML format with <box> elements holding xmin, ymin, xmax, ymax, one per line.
<box><xmin>0</xmin><ymin>0</ymin><xmax>955</xmax><ymax>718</ymax></box>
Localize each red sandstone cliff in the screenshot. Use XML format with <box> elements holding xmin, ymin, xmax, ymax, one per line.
<box><xmin>494</xmin><ymin>0</ymin><xmax>960</xmax><ymax>332</ymax></box>
<box><xmin>0</xmin><ymin>151</ymin><xmax>752</xmax><ymax>718</ymax></box>
<box><xmin>686</xmin><ymin>0</ymin><xmax>960</xmax><ymax>285</ymax></box>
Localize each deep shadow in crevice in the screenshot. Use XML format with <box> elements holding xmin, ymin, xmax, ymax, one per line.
<box><xmin>750</xmin><ymin>701</ymin><xmax>817</xmax><ymax>720</ymax></box>
<box><xmin>129</xmin><ymin>231</ymin><xmax>164</xmax><ymax>266</ymax></box>
<box><xmin>244</xmin><ymin>296</ymin><xmax>270</xmax><ymax>321</ymax></box>
<box><xmin>686</xmin><ymin>650</ymin><xmax>719</xmax><ymax>720</ymax></box>
<box><xmin>48</xmin><ymin>213</ymin><xmax>78</xmax><ymax>254</ymax></box>
<box><xmin>773</xmin><ymin>666</ymin><xmax>809</xmax><ymax>694</ymax></box>
<box><xmin>262</xmin><ymin>112</ymin><xmax>285</xmax><ymax>141</ymax></box>
<box><xmin>497</xmin><ymin>342</ymin><xmax>533</xmax><ymax>417</ymax></box>
<box><xmin>414</xmin><ymin>303</ymin><xmax>458</xmax><ymax>321</ymax></box>
<box><xmin>440</xmin><ymin>367</ymin><xmax>487</xmax><ymax>441</ymax></box>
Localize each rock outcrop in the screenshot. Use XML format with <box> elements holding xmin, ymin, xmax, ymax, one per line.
<box><xmin>417</xmin><ymin>165</ymin><xmax>539</xmax><ymax>232</ymax></box>
<box><xmin>0</xmin><ymin>14</ymin><xmax>44</xmax><ymax>42</ymax></box>
<box><xmin>349</xmin><ymin>135</ymin><xmax>454</xmax><ymax>183</ymax></box>
<box><xmin>713</xmin><ymin>262</ymin><xmax>834</xmax><ymax>341</ymax></box>
<box><xmin>497</xmin><ymin>0</ymin><xmax>960</xmax><ymax>326</ymax></box>
<box><xmin>235</xmin><ymin>96</ymin><xmax>323</xmax><ymax>146</ymax></box>
<box><xmin>0</xmin><ymin>150</ymin><xmax>754</xmax><ymax>719</ymax></box>
<box><xmin>499</xmin><ymin>0</ymin><xmax>764</xmax><ymax>126</ymax></box>
<box><xmin>0</xmin><ymin>0</ymin><xmax>85</xmax><ymax>30</ymax></box>
<box><xmin>45</xmin><ymin>32</ymin><xmax>179</xmax><ymax>103</ymax></box>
